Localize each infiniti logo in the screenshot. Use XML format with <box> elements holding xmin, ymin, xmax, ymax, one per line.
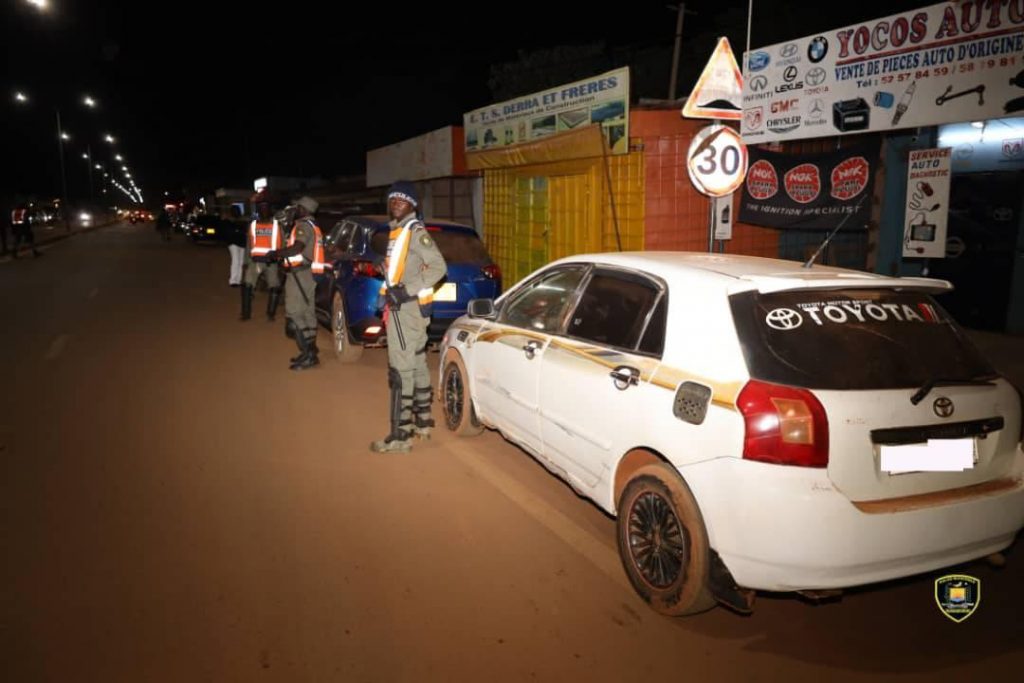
<box><xmin>933</xmin><ymin>397</ymin><xmax>955</xmax><ymax>418</ymax></box>
<box><xmin>750</xmin><ymin>75</ymin><xmax>768</xmax><ymax>92</ymax></box>
<box><xmin>765</xmin><ymin>308</ymin><xmax>803</xmax><ymax>331</ymax></box>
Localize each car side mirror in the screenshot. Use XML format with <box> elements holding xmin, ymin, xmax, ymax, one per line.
<box><xmin>468</xmin><ymin>298</ymin><xmax>496</xmax><ymax>319</ymax></box>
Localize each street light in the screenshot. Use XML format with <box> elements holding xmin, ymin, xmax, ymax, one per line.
<box><xmin>60</xmin><ymin>132</ymin><xmax>70</xmax><ymax>141</ymax></box>
<box><xmin>81</xmin><ymin>153</ymin><xmax>88</xmax><ymax>160</ymax></box>
<box><xmin>83</xmin><ymin>95</ymin><xmax>96</xmax><ymax>108</ymax></box>
<box><xmin>26</xmin><ymin>0</ymin><xmax>49</xmax><ymax>9</ymax></box>
<box><xmin>15</xmin><ymin>91</ymin><xmax>28</xmax><ymax>103</ymax></box>
<box><xmin>104</xmin><ymin>134</ymin><xmax>115</xmax><ymax>143</ymax></box>
<box><xmin>115</xmin><ymin>154</ymin><xmax>123</xmax><ymax>161</ymax></box>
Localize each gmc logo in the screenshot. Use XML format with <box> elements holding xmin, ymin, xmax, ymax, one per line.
<box><xmin>771</xmin><ymin>99</ymin><xmax>798</xmax><ymax>114</ymax></box>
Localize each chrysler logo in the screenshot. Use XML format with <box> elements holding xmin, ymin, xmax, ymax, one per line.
<box><xmin>765</xmin><ymin>308</ymin><xmax>803</xmax><ymax>331</ymax></box>
<box><xmin>933</xmin><ymin>397</ymin><xmax>955</xmax><ymax>418</ymax></box>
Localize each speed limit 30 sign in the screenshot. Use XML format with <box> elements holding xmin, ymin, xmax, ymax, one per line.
<box><xmin>687</xmin><ymin>125</ymin><xmax>748</xmax><ymax>197</ymax></box>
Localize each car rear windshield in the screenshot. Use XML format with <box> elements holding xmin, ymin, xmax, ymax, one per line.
<box><xmin>370</xmin><ymin>227</ymin><xmax>491</xmax><ymax>265</ymax></box>
<box><xmin>729</xmin><ymin>288</ymin><xmax>995</xmax><ymax>390</ymax></box>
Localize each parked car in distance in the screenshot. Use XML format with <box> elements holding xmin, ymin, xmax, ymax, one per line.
<box><xmin>314</xmin><ymin>213</ymin><xmax>501</xmax><ymax>363</ymax></box>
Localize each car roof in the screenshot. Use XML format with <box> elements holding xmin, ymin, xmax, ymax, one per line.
<box><xmin>546</xmin><ymin>251</ymin><xmax>952</xmax><ymax>294</ymax></box>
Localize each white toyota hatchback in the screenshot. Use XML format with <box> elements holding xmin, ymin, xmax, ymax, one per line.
<box><xmin>439</xmin><ymin>252</ymin><xmax>1024</xmax><ymax>616</ymax></box>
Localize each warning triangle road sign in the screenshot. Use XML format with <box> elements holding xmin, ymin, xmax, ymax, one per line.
<box><xmin>683</xmin><ymin>37</ymin><xmax>744</xmax><ymax>121</ymax></box>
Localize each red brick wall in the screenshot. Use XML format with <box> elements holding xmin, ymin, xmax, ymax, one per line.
<box><xmin>632</xmin><ymin>109</ymin><xmax>779</xmax><ymax>257</ymax></box>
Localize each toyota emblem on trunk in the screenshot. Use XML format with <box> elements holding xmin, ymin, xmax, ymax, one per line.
<box><xmin>933</xmin><ymin>397</ymin><xmax>955</xmax><ymax>418</ymax></box>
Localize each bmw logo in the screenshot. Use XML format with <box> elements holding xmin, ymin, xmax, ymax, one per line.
<box><xmin>808</xmin><ymin>36</ymin><xmax>829</xmax><ymax>63</ymax></box>
<box><xmin>749</xmin><ymin>51</ymin><xmax>771</xmax><ymax>72</ymax></box>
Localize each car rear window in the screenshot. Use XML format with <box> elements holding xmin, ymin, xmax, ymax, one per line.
<box><xmin>369</xmin><ymin>227</ymin><xmax>490</xmax><ymax>264</ymax></box>
<box><xmin>729</xmin><ymin>288</ymin><xmax>995</xmax><ymax>390</ymax></box>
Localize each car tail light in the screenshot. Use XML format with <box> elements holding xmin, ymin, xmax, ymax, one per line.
<box><xmin>482</xmin><ymin>263</ymin><xmax>501</xmax><ymax>280</ymax></box>
<box><xmin>353</xmin><ymin>260</ymin><xmax>381</xmax><ymax>277</ymax></box>
<box><xmin>737</xmin><ymin>380</ymin><xmax>829</xmax><ymax>468</ymax></box>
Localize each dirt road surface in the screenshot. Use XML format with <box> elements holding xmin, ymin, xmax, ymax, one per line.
<box><xmin>2</xmin><ymin>224</ymin><xmax>1021</xmax><ymax>681</ymax></box>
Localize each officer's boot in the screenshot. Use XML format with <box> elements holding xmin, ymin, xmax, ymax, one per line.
<box><xmin>289</xmin><ymin>330</ymin><xmax>309</xmax><ymax>368</ymax></box>
<box><xmin>240</xmin><ymin>285</ymin><xmax>253</xmax><ymax>321</ymax></box>
<box><xmin>412</xmin><ymin>386</ymin><xmax>435</xmax><ymax>439</ymax></box>
<box><xmin>291</xmin><ymin>329</ymin><xmax>320</xmax><ymax>371</ymax></box>
<box><xmin>266</xmin><ymin>288</ymin><xmax>282</xmax><ymax>322</ymax></box>
<box><xmin>371</xmin><ymin>368</ymin><xmax>414</xmax><ymax>453</ymax></box>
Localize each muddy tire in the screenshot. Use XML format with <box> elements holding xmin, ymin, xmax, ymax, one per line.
<box><xmin>616</xmin><ymin>463</ymin><xmax>716</xmax><ymax>616</ymax></box>
<box><xmin>332</xmin><ymin>291</ymin><xmax>363</xmax><ymax>363</ymax></box>
<box><xmin>441</xmin><ymin>351</ymin><xmax>483</xmax><ymax>436</ymax></box>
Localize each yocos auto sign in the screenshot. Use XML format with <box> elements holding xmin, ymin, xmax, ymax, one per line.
<box><xmin>741</xmin><ymin>1</ymin><xmax>1024</xmax><ymax>143</ymax></box>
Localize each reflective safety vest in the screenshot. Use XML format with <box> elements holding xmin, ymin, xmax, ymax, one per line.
<box><xmin>11</xmin><ymin>209</ymin><xmax>27</xmax><ymax>225</ymax></box>
<box><xmin>249</xmin><ymin>219</ymin><xmax>282</xmax><ymax>257</ymax></box>
<box><xmin>381</xmin><ymin>219</ymin><xmax>434</xmax><ymax>307</ymax></box>
<box><xmin>284</xmin><ymin>219</ymin><xmax>328</xmax><ymax>274</ymax></box>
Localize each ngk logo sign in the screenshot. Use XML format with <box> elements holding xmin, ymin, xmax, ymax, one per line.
<box><xmin>830</xmin><ymin>156</ymin><xmax>870</xmax><ymax>200</ymax></box>
<box><xmin>746</xmin><ymin>160</ymin><xmax>779</xmax><ymax>200</ymax></box>
<box><xmin>784</xmin><ymin>163</ymin><xmax>821</xmax><ymax>204</ymax></box>
<box><xmin>770</xmin><ymin>99</ymin><xmax>799</xmax><ymax>114</ymax></box>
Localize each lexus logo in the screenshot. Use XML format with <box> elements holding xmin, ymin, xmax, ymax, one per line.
<box><xmin>784</xmin><ymin>66</ymin><xmax>799</xmax><ymax>83</ymax></box>
<box><xmin>780</xmin><ymin>43</ymin><xmax>799</xmax><ymax>58</ymax></box>
<box><xmin>765</xmin><ymin>308</ymin><xmax>803</xmax><ymax>331</ymax></box>
<box><xmin>933</xmin><ymin>397</ymin><xmax>955</xmax><ymax>418</ymax></box>
<box><xmin>750</xmin><ymin>75</ymin><xmax>768</xmax><ymax>92</ymax></box>
<box><xmin>807</xmin><ymin>67</ymin><xmax>827</xmax><ymax>86</ymax></box>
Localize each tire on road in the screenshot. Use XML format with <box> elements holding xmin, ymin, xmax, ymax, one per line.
<box><xmin>332</xmin><ymin>291</ymin><xmax>363</xmax><ymax>363</ymax></box>
<box><xmin>441</xmin><ymin>351</ymin><xmax>483</xmax><ymax>436</ymax></box>
<box><xmin>616</xmin><ymin>463</ymin><xmax>716</xmax><ymax>616</ymax></box>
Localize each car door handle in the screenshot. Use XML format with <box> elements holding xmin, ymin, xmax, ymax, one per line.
<box><xmin>522</xmin><ymin>340</ymin><xmax>542</xmax><ymax>360</ymax></box>
<box><xmin>609</xmin><ymin>366</ymin><xmax>640</xmax><ymax>390</ymax></box>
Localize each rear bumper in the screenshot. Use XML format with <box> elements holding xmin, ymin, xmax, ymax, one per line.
<box><xmin>679</xmin><ymin>456</ymin><xmax>1024</xmax><ymax>591</ymax></box>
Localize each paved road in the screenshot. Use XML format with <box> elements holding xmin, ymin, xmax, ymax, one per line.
<box><xmin>1</xmin><ymin>223</ymin><xmax>1021</xmax><ymax>681</ymax></box>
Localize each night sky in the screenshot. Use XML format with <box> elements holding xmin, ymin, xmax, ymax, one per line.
<box><xmin>3</xmin><ymin>0</ymin><xmax>930</xmax><ymax>204</ymax></box>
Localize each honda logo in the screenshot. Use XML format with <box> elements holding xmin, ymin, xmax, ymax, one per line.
<box><xmin>933</xmin><ymin>397</ymin><xmax>955</xmax><ymax>418</ymax></box>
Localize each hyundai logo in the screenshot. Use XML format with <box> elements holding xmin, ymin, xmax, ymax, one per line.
<box><xmin>780</xmin><ymin>43</ymin><xmax>799</xmax><ymax>58</ymax></box>
<box><xmin>933</xmin><ymin>397</ymin><xmax>955</xmax><ymax>418</ymax></box>
<box><xmin>750</xmin><ymin>75</ymin><xmax>768</xmax><ymax>92</ymax></box>
<box><xmin>765</xmin><ymin>308</ymin><xmax>803</xmax><ymax>331</ymax></box>
<box><xmin>749</xmin><ymin>51</ymin><xmax>771</xmax><ymax>72</ymax></box>
<box><xmin>784</xmin><ymin>66</ymin><xmax>799</xmax><ymax>83</ymax></box>
<box><xmin>806</xmin><ymin>67</ymin><xmax>827</xmax><ymax>86</ymax></box>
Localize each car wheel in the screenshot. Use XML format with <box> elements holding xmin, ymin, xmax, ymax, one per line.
<box><xmin>332</xmin><ymin>291</ymin><xmax>363</xmax><ymax>363</ymax></box>
<box><xmin>616</xmin><ymin>463</ymin><xmax>716</xmax><ymax>616</ymax></box>
<box><xmin>441</xmin><ymin>351</ymin><xmax>483</xmax><ymax>436</ymax></box>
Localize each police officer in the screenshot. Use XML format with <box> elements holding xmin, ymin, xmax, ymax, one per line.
<box><xmin>240</xmin><ymin>196</ymin><xmax>283</xmax><ymax>322</ymax></box>
<box><xmin>265</xmin><ymin>196</ymin><xmax>326</xmax><ymax>371</ymax></box>
<box><xmin>370</xmin><ymin>181</ymin><xmax>447</xmax><ymax>453</ymax></box>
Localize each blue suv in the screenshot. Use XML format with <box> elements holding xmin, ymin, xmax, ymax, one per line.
<box><xmin>314</xmin><ymin>214</ymin><xmax>502</xmax><ymax>362</ymax></box>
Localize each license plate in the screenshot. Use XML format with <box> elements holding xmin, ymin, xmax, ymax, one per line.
<box><xmin>206</xmin><ymin>228</ymin><xmax>216</xmax><ymax>235</ymax></box>
<box><xmin>880</xmin><ymin>439</ymin><xmax>975</xmax><ymax>474</ymax></box>
<box><xmin>434</xmin><ymin>282</ymin><xmax>457</xmax><ymax>302</ymax></box>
